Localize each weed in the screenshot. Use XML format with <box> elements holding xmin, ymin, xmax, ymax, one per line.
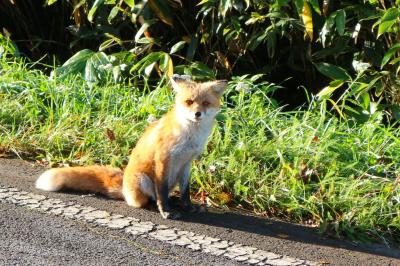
<box><xmin>0</xmin><ymin>59</ymin><xmax>399</xmax><ymax>246</ymax></box>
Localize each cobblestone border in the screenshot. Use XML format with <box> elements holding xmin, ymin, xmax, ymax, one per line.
<box><xmin>0</xmin><ymin>185</ymin><xmax>318</xmax><ymax>266</ymax></box>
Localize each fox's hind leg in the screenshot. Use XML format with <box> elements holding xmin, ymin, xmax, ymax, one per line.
<box><xmin>123</xmin><ymin>174</ymin><xmax>151</xmax><ymax>208</ymax></box>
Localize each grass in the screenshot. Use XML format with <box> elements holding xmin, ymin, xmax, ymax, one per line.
<box><xmin>0</xmin><ymin>57</ymin><xmax>399</xmax><ymax>247</ymax></box>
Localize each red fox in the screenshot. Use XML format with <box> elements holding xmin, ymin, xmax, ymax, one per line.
<box><xmin>35</xmin><ymin>76</ymin><xmax>228</xmax><ymax>219</ymax></box>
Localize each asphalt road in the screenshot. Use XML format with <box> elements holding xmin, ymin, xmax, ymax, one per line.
<box><xmin>0</xmin><ymin>201</ymin><xmax>236</xmax><ymax>266</ymax></box>
<box><xmin>0</xmin><ymin>158</ymin><xmax>399</xmax><ymax>265</ymax></box>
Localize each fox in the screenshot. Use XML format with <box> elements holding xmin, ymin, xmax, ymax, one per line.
<box><xmin>35</xmin><ymin>75</ymin><xmax>228</xmax><ymax>219</ymax></box>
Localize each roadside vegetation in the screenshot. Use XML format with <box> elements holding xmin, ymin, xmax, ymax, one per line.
<box><xmin>1</xmin><ymin>54</ymin><xmax>399</xmax><ymax>246</ymax></box>
<box><xmin>0</xmin><ymin>0</ymin><xmax>400</xmax><ymax>246</ymax></box>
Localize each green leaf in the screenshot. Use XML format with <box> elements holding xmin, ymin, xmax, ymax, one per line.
<box><xmin>317</xmin><ymin>80</ymin><xmax>344</xmax><ymax>99</ymax></box>
<box><xmin>144</xmin><ymin>62</ymin><xmax>157</xmax><ymax>76</ymax></box>
<box><xmin>277</xmin><ymin>0</ymin><xmax>291</xmax><ymax>7</ymax></box>
<box><xmin>99</xmin><ymin>39</ymin><xmax>115</xmax><ymax>51</ymax></box>
<box><xmin>113</xmin><ymin>65</ymin><xmax>121</xmax><ymax>82</ymax></box>
<box><xmin>124</xmin><ymin>0</ymin><xmax>135</xmax><ymax>8</ymax></box>
<box><xmin>314</xmin><ymin>62</ymin><xmax>350</xmax><ymax>81</ymax></box>
<box><xmin>335</xmin><ymin>9</ymin><xmax>346</xmax><ymax>35</ymax></box>
<box><xmin>380</xmin><ymin>7</ymin><xmax>399</xmax><ymax>23</ymax></box>
<box><xmin>63</xmin><ymin>49</ymin><xmax>95</xmax><ymax>66</ymax></box>
<box><xmin>320</xmin><ymin>13</ymin><xmax>335</xmax><ymax>47</ymax></box>
<box><xmin>88</xmin><ymin>0</ymin><xmax>105</xmax><ymax>22</ymax></box>
<box><xmin>160</xmin><ymin>53</ymin><xmax>173</xmax><ymax>77</ymax></box>
<box><xmin>220</xmin><ymin>0</ymin><xmax>232</xmax><ymax>16</ymax></box>
<box><xmin>293</xmin><ymin>0</ymin><xmax>304</xmax><ymax>14</ymax></box>
<box><xmin>135</xmin><ymin>20</ymin><xmax>157</xmax><ymax>41</ymax></box>
<box><xmin>131</xmin><ymin>51</ymin><xmax>163</xmax><ymax>74</ymax></box>
<box><xmin>243</xmin><ymin>0</ymin><xmax>250</xmax><ymax>9</ymax></box>
<box><xmin>377</xmin><ymin>7</ymin><xmax>400</xmax><ymax>37</ymax></box>
<box><xmin>186</xmin><ymin>35</ymin><xmax>198</xmax><ymax>61</ymax></box>
<box><xmin>148</xmin><ymin>0</ymin><xmax>173</xmax><ymax>26</ymax></box>
<box><xmin>360</xmin><ymin>92</ymin><xmax>370</xmax><ymax>111</ymax></box>
<box><xmin>232</xmin><ymin>0</ymin><xmax>244</xmax><ymax>12</ymax></box>
<box><xmin>170</xmin><ymin>41</ymin><xmax>186</xmax><ymax>54</ymax></box>
<box><xmin>85</xmin><ymin>52</ymin><xmax>110</xmax><ymax>82</ymax></box>
<box><xmin>308</xmin><ymin>0</ymin><xmax>321</xmax><ymax>15</ymax></box>
<box><xmin>84</xmin><ymin>58</ymin><xmax>97</xmax><ymax>82</ymax></box>
<box><xmin>90</xmin><ymin>52</ymin><xmax>110</xmax><ymax>68</ymax></box>
<box><xmin>349</xmin><ymin>82</ymin><xmax>369</xmax><ymax>96</ymax></box>
<box><xmin>56</xmin><ymin>49</ymin><xmax>95</xmax><ymax>77</ymax></box>
<box><xmin>108</xmin><ymin>6</ymin><xmax>120</xmax><ymax>23</ymax></box>
<box><xmin>378</xmin><ymin>20</ymin><xmax>397</xmax><ymax>37</ymax></box>
<box><xmin>176</xmin><ymin>61</ymin><xmax>214</xmax><ymax>80</ymax></box>
<box><xmin>381</xmin><ymin>43</ymin><xmax>400</xmax><ymax>68</ymax></box>
<box><xmin>46</xmin><ymin>0</ymin><xmax>58</xmax><ymax>5</ymax></box>
<box><xmin>375</xmin><ymin>80</ymin><xmax>385</xmax><ymax>97</ymax></box>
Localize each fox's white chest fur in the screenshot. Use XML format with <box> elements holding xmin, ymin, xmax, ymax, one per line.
<box><xmin>167</xmin><ymin>111</ymin><xmax>216</xmax><ymax>190</ymax></box>
<box><xmin>172</xmin><ymin>118</ymin><xmax>213</xmax><ymax>159</ymax></box>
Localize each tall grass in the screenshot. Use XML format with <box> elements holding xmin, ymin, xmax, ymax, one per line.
<box><xmin>0</xmin><ymin>59</ymin><xmax>399</xmax><ymax>246</ymax></box>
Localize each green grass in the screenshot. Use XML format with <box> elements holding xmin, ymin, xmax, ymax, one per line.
<box><xmin>1</xmin><ymin>58</ymin><xmax>399</xmax><ymax>246</ymax></box>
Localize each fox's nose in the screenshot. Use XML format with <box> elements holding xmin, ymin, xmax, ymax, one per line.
<box><xmin>195</xmin><ymin>112</ymin><xmax>202</xmax><ymax>118</ymax></box>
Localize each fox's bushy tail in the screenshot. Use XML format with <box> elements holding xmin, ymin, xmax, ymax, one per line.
<box><xmin>35</xmin><ymin>166</ymin><xmax>124</xmax><ymax>199</ymax></box>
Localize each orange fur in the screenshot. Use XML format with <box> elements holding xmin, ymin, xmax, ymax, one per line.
<box><xmin>36</xmin><ymin>77</ymin><xmax>228</xmax><ymax>219</ymax></box>
<box><xmin>36</xmin><ymin>166</ymin><xmax>123</xmax><ymax>199</ymax></box>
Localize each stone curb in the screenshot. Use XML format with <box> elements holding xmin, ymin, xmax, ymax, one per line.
<box><xmin>0</xmin><ymin>185</ymin><xmax>319</xmax><ymax>266</ymax></box>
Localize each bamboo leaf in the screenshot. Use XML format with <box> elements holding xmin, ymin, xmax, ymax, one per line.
<box><xmin>161</xmin><ymin>53</ymin><xmax>173</xmax><ymax>77</ymax></box>
<box><xmin>302</xmin><ymin>1</ymin><xmax>313</xmax><ymax>41</ymax></box>
<box><xmin>220</xmin><ymin>0</ymin><xmax>232</xmax><ymax>16</ymax></box>
<box><xmin>294</xmin><ymin>0</ymin><xmax>304</xmax><ymax>14</ymax></box>
<box><xmin>308</xmin><ymin>0</ymin><xmax>321</xmax><ymax>15</ymax></box>
<box><xmin>335</xmin><ymin>9</ymin><xmax>345</xmax><ymax>35</ymax></box>
<box><xmin>124</xmin><ymin>0</ymin><xmax>135</xmax><ymax>8</ymax></box>
<box><xmin>85</xmin><ymin>58</ymin><xmax>96</xmax><ymax>82</ymax></box>
<box><xmin>88</xmin><ymin>0</ymin><xmax>105</xmax><ymax>22</ymax></box>
<box><xmin>328</xmin><ymin>99</ymin><xmax>344</xmax><ymax>119</ymax></box>
<box><xmin>46</xmin><ymin>0</ymin><xmax>58</xmax><ymax>5</ymax></box>
<box><xmin>130</xmin><ymin>51</ymin><xmax>163</xmax><ymax>73</ymax></box>
<box><xmin>135</xmin><ymin>20</ymin><xmax>157</xmax><ymax>41</ymax></box>
<box><xmin>56</xmin><ymin>49</ymin><xmax>95</xmax><ymax>77</ymax></box>
<box><xmin>315</xmin><ymin>63</ymin><xmax>350</xmax><ymax>81</ymax></box>
<box><xmin>144</xmin><ymin>62</ymin><xmax>157</xmax><ymax>76</ymax></box>
<box><xmin>317</xmin><ymin>80</ymin><xmax>344</xmax><ymax>99</ymax></box>
<box><xmin>377</xmin><ymin>7</ymin><xmax>400</xmax><ymax>37</ymax></box>
<box><xmin>148</xmin><ymin>0</ymin><xmax>173</xmax><ymax>26</ymax></box>
<box><xmin>381</xmin><ymin>43</ymin><xmax>400</xmax><ymax>68</ymax></box>
<box><xmin>170</xmin><ymin>40</ymin><xmax>186</xmax><ymax>54</ymax></box>
<box><xmin>108</xmin><ymin>6</ymin><xmax>120</xmax><ymax>24</ymax></box>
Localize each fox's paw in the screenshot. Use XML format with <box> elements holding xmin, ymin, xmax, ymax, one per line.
<box><xmin>183</xmin><ymin>204</ymin><xmax>206</xmax><ymax>213</ymax></box>
<box><xmin>160</xmin><ymin>210</ymin><xmax>181</xmax><ymax>220</ymax></box>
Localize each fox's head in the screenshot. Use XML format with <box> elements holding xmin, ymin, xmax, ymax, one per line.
<box><xmin>170</xmin><ymin>76</ymin><xmax>228</xmax><ymax>123</ymax></box>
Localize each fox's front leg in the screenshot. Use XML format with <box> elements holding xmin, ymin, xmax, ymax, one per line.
<box><xmin>154</xmin><ymin>159</ymin><xmax>180</xmax><ymax>219</ymax></box>
<box><xmin>179</xmin><ymin>162</ymin><xmax>200</xmax><ymax>213</ymax></box>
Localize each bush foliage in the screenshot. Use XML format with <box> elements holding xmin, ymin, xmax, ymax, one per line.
<box><xmin>1</xmin><ymin>0</ymin><xmax>400</xmax><ymax>110</ymax></box>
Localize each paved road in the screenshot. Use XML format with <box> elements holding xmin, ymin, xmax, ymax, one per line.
<box><xmin>0</xmin><ymin>201</ymin><xmax>235</xmax><ymax>266</ymax></box>
<box><xmin>0</xmin><ymin>158</ymin><xmax>399</xmax><ymax>265</ymax></box>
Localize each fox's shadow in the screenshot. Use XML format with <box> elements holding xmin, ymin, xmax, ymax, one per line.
<box><xmin>174</xmin><ymin>202</ymin><xmax>399</xmax><ymax>260</ymax></box>
<box><xmin>63</xmin><ymin>191</ymin><xmax>400</xmax><ymax>260</ymax></box>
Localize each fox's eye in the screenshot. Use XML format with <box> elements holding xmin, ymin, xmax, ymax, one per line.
<box><xmin>202</xmin><ymin>101</ymin><xmax>209</xmax><ymax>107</ymax></box>
<box><xmin>186</xmin><ymin>99</ymin><xmax>194</xmax><ymax>106</ymax></box>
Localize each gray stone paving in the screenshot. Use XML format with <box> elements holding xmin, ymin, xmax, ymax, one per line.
<box><xmin>0</xmin><ymin>184</ymin><xmax>319</xmax><ymax>266</ymax></box>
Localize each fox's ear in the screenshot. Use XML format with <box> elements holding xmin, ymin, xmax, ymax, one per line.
<box><xmin>170</xmin><ymin>74</ymin><xmax>193</xmax><ymax>93</ymax></box>
<box><xmin>204</xmin><ymin>80</ymin><xmax>228</xmax><ymax>96</ymax></box>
